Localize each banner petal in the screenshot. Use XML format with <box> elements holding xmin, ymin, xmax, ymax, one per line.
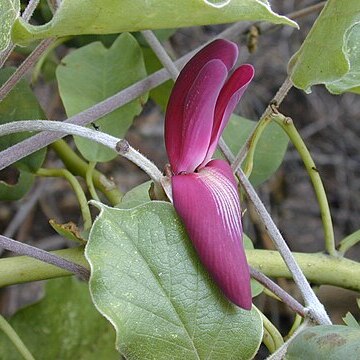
<box><xmin>165</xmin><ymin>39</ymin><xmax>238</xmax><ymax>173</ymax></box>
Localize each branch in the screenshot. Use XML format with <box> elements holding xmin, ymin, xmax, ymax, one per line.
<box><xmin>141</xmin><ymin>30</ymin><xmax>179</xmax><ymax>80</ymax></box>
<box><xmin>1</xmin><ymin>247</ymin><xmax>359</xmax><ymax>292</ymax></box>
<box><xmin>0</xmin><ymin>235</ymin><xmax>89</xmax><ymax>281</ymax></box>
<box><xmin>250</xmin><ymin>267</ymin><xmax>307</xmax><ymax>317</ymax></box>
<box><xmin>0</xmin><ymin>120</ymin><xmax>163</xmax><ymax>183</ymax></box>
<box><xmin>0</xmin><ymin>37</ymin><xmax>54</xmax><ymax>102</ymax></box>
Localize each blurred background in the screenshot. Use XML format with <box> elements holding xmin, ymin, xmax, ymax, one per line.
<box><xmin>0</xmin><ymin>1</ymin><xmax>359</xmax><ymax>357</ymax></box>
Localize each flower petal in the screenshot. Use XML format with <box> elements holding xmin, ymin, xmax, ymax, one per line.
<box><xmin>172</xmin><ymin>159</ymin><xmax>252</xmax><ymax>309</ymax></box>
<box><xmin>165</xmin><ymin>39</ymin><xmax>238</xmax><ymax>173</ymax></box>
<box><xmin>174</xmin><ymin>60</ymin><xmax>227</xmax><ymax>173</ymax></box>
<box><xmin>202</xmin><ymin>64</ymin><xmax>255</xmax><ymax>165</ymax></box>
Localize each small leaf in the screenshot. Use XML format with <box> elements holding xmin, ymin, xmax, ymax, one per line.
<box><xmin>117</xmin><ymin>180</ymin><xmax>152</xmax><ymax>209</ymax></box>
<box><xmin>49</xmin><ymin>219</ymin><xmax>87</xmax><ymax>243</ymax></box>
<box><xmin>0</xmin><ymin>277</ymin><xmax>118</xmax><ymax>359</ymax></box>
<box><xmin>0</xmin><ymin>0</ymin><xmax>19</xmax><ymax>51</ymax></box>
<box><xmin>56</xmin><ymin>33</ymin><xmax>148</xmax><ymax>162</ymax></box>
<box><xmin>86</xmin><ymin>201</ymin><xmax>263</xmax><ymax>359</ymax></box>
<box><xmin>343</xmin><ymin>312</ymin><xmax>360</xmax><ymax>329</ymax></box>
<box><xmin>0</xmin><ymin>170</ymin><xmax>34</xmax><ymax>201</ymax></box>
<box><xmin>0</xmin><ymin>68</ymin><xmax>46</xmax><ymax>200</ymax></box>
<box><xmin>222</xmin><ymin>115</ymin><xmax>288</xmax><ymax>186</ymax></box>
<box><xmin>285</xmin><ymin>325</ymin><xmax>360</xmax><ymax>359</ymax></box>
<box><xmin>289</xmin><ymin>0</ymin><xmax>360</xmax><ymax>94</ymax></box>
<box><xmin>12</xmin><ymin>0</ymin><xmax>296</xmax><ymax>46</ymax></box>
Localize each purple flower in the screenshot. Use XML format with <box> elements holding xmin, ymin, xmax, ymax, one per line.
<box><xmin>165</xmin><ymin>39</ymin><xmax>254</xmax><ymax>310</ymax></box>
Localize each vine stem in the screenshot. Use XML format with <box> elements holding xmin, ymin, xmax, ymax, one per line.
<box><xmin>0</xmin><ymin>120</ymin><xmax>163</xmax><ymax>183</ymax></box>
<box><xmin>141</xmin><ymin>30</ymin><xmax>179</xmax><ymax>80</ymax></box>
<box><xmin>249</xmin><ymin>267</ymin><xmax>307</xmax><ymax>317</ymax></box>
<box><xmin>0</xmin><ymin>314</ymin><xmax>35</xmax><ymax>360</ymax></box>
<box><xmin>86</xmin><ymin>162</ymin><xmax>101</xmax><ymax>202</ymax></box>
<box><xmin>0</xmin><ymin>235</ymin><xmax>89</xmax><ymax>281</ymax></box>
<box><xmin>0</xmin><ymin>38</ymin><xmax>55</xmax><ymax>101</ymax></box>
<box><xmin>272</xmin><ymin>113</ymin><xmax>336</xmax><ymax>256</ymax></box>
<box><xmin>1</xmin><ymin>247</ymin><xmax>359</xmax><ymax>290</ymax></box>
<box><xmin>338</xmin><ymin>229</ymin><xmax>360</xmax><ymax>255</ymax></box>
<box><xmin>219</xmin><ymin>140</ymin><xmax>331</xmax><ymax>325</ymax></box>
<box><xmin>36</xmin><ymin>168</ymin><xmax>92</xmax><ymax>230</ymax></box>
<box><xmin>239</xmin><ymin>168</ymin><xmax>331</xmax><ymax>325</ymax></box>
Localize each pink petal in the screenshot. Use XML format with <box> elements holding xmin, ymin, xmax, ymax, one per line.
<box><xmin>173</xmin><ymin>60</ymin><xmax>227</xmax><ymax>173</ymax></box>
<box><xmin>165</xmin><ymin>40</ymin><xmax>238</xmax><ymax>173</ymax></box>
<box><xmin>172</xmin><ymin>159</ymin><xmax>252</xmax><ymax>309</ymax></box>
<box><xmin>202</xmin><ymin>64</ymin><xmax>255</xmax><ymax>165</ymax></box>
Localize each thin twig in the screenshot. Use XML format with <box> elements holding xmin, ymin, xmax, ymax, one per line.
<box><xmin>141</xmin><ymin>30</ymin><xmax>179</xmax><ymax>80</ymax></box>
<box><xmin>21</xmin><ymin>0</ymin><xmax>41</xmax><ymax>21</ymax></box>
<box><xmin>0</xmin><ymin>235</ymin><xmax>89</xmax><ymax>281</ymax></box>
<box><xmin>0</xmin><ymin>314</ymin><xmax>35</xmax><ymax>360</ymax></box>
<box><xmin>0</xmin><ymin>38</ymin><xmax>55</xmax><ymax>101</ymax></box>
<box><xmin>250</xmin><ymin>267</ymin><xmax>307</xmax><ymax>317</ymax></box>
<box><xmin>0</xmin><ymin>120</ymin><xmax>163</xmax><ymax>183</ymax></box>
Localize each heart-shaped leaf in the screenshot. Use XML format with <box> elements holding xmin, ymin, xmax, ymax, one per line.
<box><xmin>56</xmin><ymin>33</ymin><xmax>148</xmax><ymax>162</ymax></box>
<box><xmin>86</xmin><ymin>201</ymin><xmax>263</xmax><ymax>359</ymax></box>
<box><xmin>0</xmin><ymin>277</ymin><xmax>118</xmax><ymax>359</ymax></box>
<box><xmin>11</xmin><ymin>0</ymin><xmax>296</xmax><ymax>46</ymax></box>
<box><xmin>289</xmin><ymin>0</ymin><xmax>360</xmax><ymax>94</ymax></box>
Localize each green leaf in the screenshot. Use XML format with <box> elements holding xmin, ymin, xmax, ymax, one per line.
<box><xmin>49</xmin><ymin>219</ymin><xmax>87</xmax><ymax>244</ymax></box>
<box><xmin>86</xmin><ymin>201</ymin><xmax>263</xmax><ymax>359</ymax></box>
<box><xmin>0</xmin><ymin>277</ymin><xmax>118</xmax><ymax>359</ymax></box>
<box><xmin>285</xmin><ymin>325</ymin><xmax>360</xmax><ymax>359</ymax></box>
<box><xmin>0</xmin><ymin>68</ymin><xmax>46</xmax><ymax>200</ymax></box>
<box><xmin>223</xmin><ymin>115</ymin><xmax>288</xmax><ymax>186</ymax></box>
<box><xmin>11</xmin><ymin>0</ymin><xmax>297</xmax><ymax>46</ymax></box>
<box><xmin>343</xmin><ymin>312</ymin><xmax>360</xmax><ymax>329</ymax></box>
<box><xmin>56</xmin><ymin>33</ymin><xmax>148</xmax><ymax>162</ymax></box>
<box><xmin>0</xmin><ymin>0</ymin><xmax>19</xmax><ymax>51</ymax></box>
<box><xmin>289</xmin><ymin>0</ymin><xmax>360</xmax><ymax>94</ymax></box>
<box><xmin>117</xmin><ymin>180</ymin><xmax>152</xmax><ymax>209</ymax></box>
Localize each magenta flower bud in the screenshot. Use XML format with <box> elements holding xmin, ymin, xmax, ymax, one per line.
<box><xmin>165</xmin><ymin>39</ymin><xmax>254</xmax><ymax>310</ymax></box>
